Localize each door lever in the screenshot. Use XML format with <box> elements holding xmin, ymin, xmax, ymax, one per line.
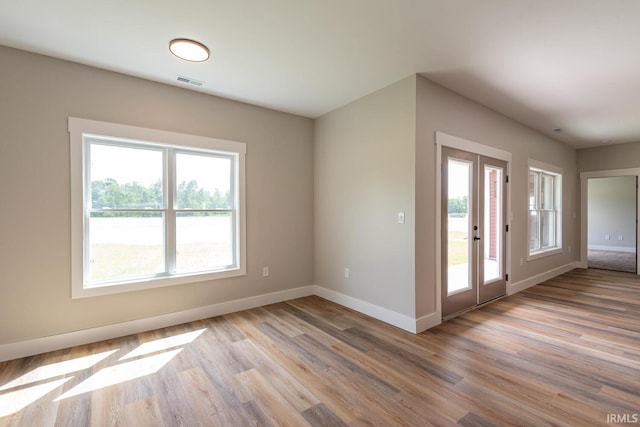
<box><xmin>473</xmin><ymin>236</ymin><xmax>481</xmax><ymax>241</ymax></box>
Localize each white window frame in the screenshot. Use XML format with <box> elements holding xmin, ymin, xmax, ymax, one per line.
<box><xmin>527</xmin><ymin>159</ymin><xmax>562</xmax><ymax>260</ymax></box>
<box><xmin>69</xmin><ymin>117</ymin><xmax>246</xmax><ymax>298</ymax></box>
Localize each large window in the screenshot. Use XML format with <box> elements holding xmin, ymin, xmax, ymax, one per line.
<box><xmin>69</xmin><ymin>118</ymin><xmax>246</xmax><ymax>298</ymax></box>
<box><xmin>528</xmin><ymin>160</ymin><xmax>562</xmax><ymax>258</ymax></box>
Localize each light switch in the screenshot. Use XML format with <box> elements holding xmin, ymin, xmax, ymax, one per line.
<box><xmin>398</xmin><ymin>212</ymin><xmax>405</xmax><ymax>224</ymax></box>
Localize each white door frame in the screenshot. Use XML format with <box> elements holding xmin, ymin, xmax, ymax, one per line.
<box><xmin>435</xmin><ymin>132</ymin><xmax>512</xmax><ymax>320</ymax></box>
<box><xmin>580</xmin><ymin>168</ymin><xmax>640</xmax><ymax>275</ymax></box>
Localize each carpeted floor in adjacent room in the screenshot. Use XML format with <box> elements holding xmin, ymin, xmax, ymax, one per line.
<box><xmin>587</xmin><ymin>249</ymin><xmax>636</xmax><ymax>273</ymax></box>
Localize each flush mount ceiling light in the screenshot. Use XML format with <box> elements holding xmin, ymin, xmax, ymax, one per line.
<box><xmin>169</xmin><ymin>38</ymin><xmax>210</xmax><ymax>62</ymax></box>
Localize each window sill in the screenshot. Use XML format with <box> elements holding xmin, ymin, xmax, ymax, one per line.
<box><xmin>527</xmin><ymin>247</ymin><xmax>562</xmax><ymax>261</ymax></box>
<box><xmin>72</xmin><ymin>267</ymin><xmax>245</xmax><ymax>299</ymax></box>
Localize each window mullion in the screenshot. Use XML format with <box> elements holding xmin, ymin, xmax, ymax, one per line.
<box><xmin>166</xmin><ymin>148</ymin><xmax>176</xmax><ymax>274</ymax></box>
<box><xmin>537</xmin><ymin>173</ymin><xmax>543</xmax><ymax>248</ymax></box>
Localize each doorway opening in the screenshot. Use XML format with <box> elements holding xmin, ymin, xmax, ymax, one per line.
<box><xmin>587</xmin><ymin>176</ymin><xmax>637</xmax><ymax>273</ymax></box>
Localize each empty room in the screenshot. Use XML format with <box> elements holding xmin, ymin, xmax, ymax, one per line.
<box><xmin>0</xmin><ymin>1</ymin><xmax>638</xmax><ymax>426</ymax></box>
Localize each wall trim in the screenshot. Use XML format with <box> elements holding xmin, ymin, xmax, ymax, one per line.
<box><xmin>5</xmin><ymin>262</ymin><xmax>584</xmax><ymax>363</ymax></box>
<box><xmin>588</xmin><ymin>245</ymin><xmax>636</xmax><ymax>253</ymax></box>
<box><xmin>0</xmin><ymin>286</ymin><xmax>314</xmax><ymax>363</ymax></box>
<box><xmin>508</xmin><ymin>262</ymin><xmax>579</xmax><ymax>295</ymax></box>
<box><xmin>415</xmin><ymin>312</ymin><xmax>441</xmax><ymax>333</ymax></box>
<box><xmin>312</xmin><ymin>285</ymin><xmax>419</xmax><ymax>333</ymax></box>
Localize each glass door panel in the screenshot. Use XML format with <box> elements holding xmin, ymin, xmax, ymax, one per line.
<box><xmin>478</xmin><ymin>156</ymin><xmax>508</xmax><ymax>305</ymax></box>
<box><xmin>441</xmin><ymin>147</ymin><xmax>478</xmax><ymax>318</ymax></box>
<box><xmin>483</xmin><ymin>165</ymin><xmax>503</xmax><ymax>284</ymax></box>
<box><xmin>447</xmin><ymin>159</ymin><xmax>472</xmax><ymax>295</ymax></box>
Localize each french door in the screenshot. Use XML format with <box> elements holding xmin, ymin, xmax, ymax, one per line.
<box><xmin>441</xmin><ymin>147</ymin><xmax>507</xmax><ymax>319</ymax></box>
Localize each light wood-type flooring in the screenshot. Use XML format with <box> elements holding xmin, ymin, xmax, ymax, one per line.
<box><xmin>1</xmin><ymin>268</ymin><xmax>639</xmax><ymax>426</ymax></box>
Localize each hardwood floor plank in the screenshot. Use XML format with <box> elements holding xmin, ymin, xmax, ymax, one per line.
<box><xmin>600</xmin><ymin>384</ymin><xmax>640</xmax><ymax>407</ymax></box>
<box><xmin>301</xmin><ymin>403</ymin><xmax>348</xmax><ymax>427</ymax></box>
<box><xmin>149</xmin><ymin>360</ymin><xmax>200</xmax><ymax>426</ymax></box>
<box><xmin>292</xmin><ymin>333</ymin><xmax>400</xmax><ymax>398</ymax></box>
<box><xmin>457</xmin><ymin>412</ymin><xmax>500</xmax><ymax>427</ymax></box>
<box><xmin>54</xmin><ymin>385</ymin><xmax>91</xmax><ymax>427</ymax></box>
<box><xmin>205</xmin><ymin>316</ymin><xmax>247</xmax><ymax>343</ymax></box>
<box><xmin>259</xmin><ymin>307</ymin><xmax>309</xmax><ymax>337</ymax></box>
<box><xmin>119</xmin><ymin>397</ymin><xmax>165</xmax><ymax>427</ymax></box>
<box><xmin>239</xmin><ymin>399</ymin><xmax>276</xmax><ymax>427</ymax></box>
<box><xmin>277</xmin><ymin>303</ymin><xmax>375</xmax><ymax>352</ymax></box>
<box><xmin>330</xmin><ymin>342</ymin><xmax>469</xmax><ymax>423</ymax></box>
<box><xmin>231</xmin><ymin>338</ymin><xmax>321</xmax><ymax>413</ymax></box>
<box><xmin>235</xmin><ymin>368</ymin><xmax>311</xmax><ymax>427</ymax></box>
<box><xmin>178</xmin><ymin>366</ymin><xmax>246</xmax><ymax>426</ymax></box>
<box><xmin>256</xmin><ymin>322</ymin><xmax>330</xmax><ymax>372</ymax></box>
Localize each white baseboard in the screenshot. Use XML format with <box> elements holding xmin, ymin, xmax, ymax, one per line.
<box><xmin>415</xmin><ymin>312</ymin><xmax>441</xmax><ymax>333</ymax></box>
<box><xmin>588</xmin><ymin>245</ymin><xmax>636</xmax><ymax>253</ymax></box>
<box><xmin>508</xmin><ymin>262</ymin><xmax>579</xmax><ymax>295</ymax></box>
<box><xmin>15</xmin><ymin>265</ymin><xmax>594</xmax><ymax>363</ymax></box>
<box><xmin>0</xmin><ymin>286</ymin><xmax>314</xmax><ymax>363</ymax></box>
<box><xmin>312</xmin><ymin>285</ymin><xmax>422</xmax><ymax>333</ymax></box>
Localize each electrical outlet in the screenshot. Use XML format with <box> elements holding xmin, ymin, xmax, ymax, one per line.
<box><xmin>262</xmin><ymin>266</ymin><xmax>270</xmax><ymax>277</ymax></box>
<box><xmin>344</xmin><ymin>268</ymin><xmax>350</xmax><ymax>279</ymax></box>
<box><xmin>605</xmin><ymin>234</ymin><xmax>610</xmax><ymax>240</ymax></box>
<box><xmin>618</xmin><ymin>235</ymin><xmax>624</xmax><ymax>241</ymax></box>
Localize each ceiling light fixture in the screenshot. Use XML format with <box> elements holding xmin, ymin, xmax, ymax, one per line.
<box><xmin>169</xmin><ymin>38</ymin><xmax>210</xmax><ymax>62</ymax></box>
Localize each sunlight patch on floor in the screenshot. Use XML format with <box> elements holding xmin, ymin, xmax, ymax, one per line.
<box><xmin>0</xmin><ymin>327</ymin><xmax>208</xmax><ymax>418</ymax></box>
<box><xmin>0</xmin><ymin>349</ymin><xmax>118</xmax><ymax>392</ymax></box>
<box><xmin>119</xmin><ymin>328</ymin><xmax>206</xmax><ymax>360</ymax></box>
<box><xmin>0</xmin><ymin>378</ymin><xmax>72</xmax><ymax>417</ymax></box>
<box><xmin>54</xmin><ymin>348</ymin><xmax>183</xmax><ymax>401</ymax></box>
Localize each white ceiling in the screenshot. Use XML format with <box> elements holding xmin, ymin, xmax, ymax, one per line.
<box><xmin>2</xmin><ymin>0</ymin><xmax>640</xmax><ymax>149</ymax></box>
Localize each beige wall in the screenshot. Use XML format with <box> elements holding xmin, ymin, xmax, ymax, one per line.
<box><xmin>0</xmin><ymin>46</ymin><xmax>314</xmax><ymax>344</ymax></box>
<box><xmin>587</xmin><ymin>177</ymin><xmax>636</xmax><ymax>250</ymax></box>
<box><xmin>415</xmin><ymin>75</ymin><xmax>580</xmax><ymax>317</ymax></box>
<box><xmin>578</xmin><ymin>141</ymin><xmax>640</xmax><ymax>172</ymax></box>
<box><xmin>314</xmin><ymin>73</ymin><xmax>580</xmax><ymax>324</ymax></box>
<box><xmin>314</xmin><ymin>76</ymin><xmax>417</xmax><ymax>317</ymax></box>
<box><xmin>0</xmin><ymin>43</ymin><xmax>586</xmax><ymax>345</ymax></box>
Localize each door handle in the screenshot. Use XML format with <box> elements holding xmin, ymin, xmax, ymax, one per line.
<box><xmin>473</xmin><ymin>236</ymin><xmax>481</xmax><ymax>241</ymax></box>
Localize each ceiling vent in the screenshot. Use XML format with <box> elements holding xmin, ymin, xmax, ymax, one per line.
<box><xmin>176</xmin><ymin>75</ymin><xmax>204</xmax><ymax>86</ymax></box>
